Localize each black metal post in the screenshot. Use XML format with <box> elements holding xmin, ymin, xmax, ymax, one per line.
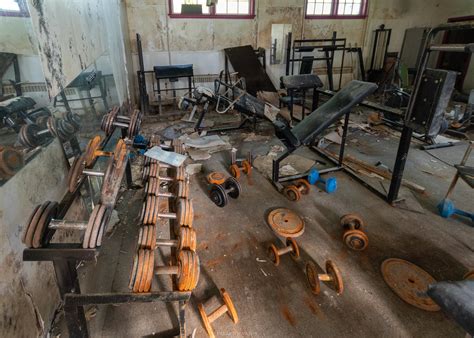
<box><xmin>387</xmin><ymin>125</ymin><xmax>413</xmax><ymax>203</ymax></box>
<box><xmin>285</xmin><ymin>32</ymin><xmax>292</xmax><ymax>75</ymax></box>
<box><xmin>137</xmin><ymin>33</ymin><xmax>149</xmax><ymax>114</ymax></box>
<box><xmin>338</xmin><ymin>112</ymin><xmax>350</xmax><ymax>166</ymax></box>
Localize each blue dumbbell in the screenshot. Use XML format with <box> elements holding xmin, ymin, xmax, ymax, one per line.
<box><xmin>307</xmin><ymin>168</ymin><xmax>337</xmax><ymax>193</ymax></box>
<box><xmin>437</xmin><ymin>199</ymin><xmax>474</xmax><ymax>222</ymax></box>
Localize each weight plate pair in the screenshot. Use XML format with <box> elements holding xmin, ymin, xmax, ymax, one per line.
<box><xmin>177</xmin><ymin>226</ymin><xmax>197</xmax><ymax>251</ymax></box>
<box><xmin>176</xmin><ymin>199</ymin><xmax>194</xmax><ymax>227</ymax></box>
<box><xmin>283</xmin><ymin>185</ymin><xmax>301</xmax><ymax>202</ymax></box>
<box><xmin>144</xmin><ymin>156</ymin><xmax>158</xmax><ymax>166</ymax></box>
<box><xmin>129</xmin><ymin>249</ymin><xmax>154</xmax><ymax>293</ymax></box>
<box><xmin>18</xmin><ymin>124</ymin><xmax>44</xmax><ymax>148</ymax></box>
<box><xmin>22</xmin><ymin>201</ymin><xmax>58</xmax><ymax>248</ymax></box>
<box><xmin>176</xmin><ymin>249</ymin><xmax>200</xmax><ymax>291</ymax></box>
<box><xmin>306</xmin><ymin>260</ymin><xmax>344</xmax><ymax>295</ymax></box>
<box><xmin>141</xmin><ymin>195</ymin><xmax>160</xmax><ymax>225</ymax></box>
<box><xmin>128</xmin><ymin>109</ymin><xmax>142</xmax><ymax>138</ymax></box>
<box><xmin>175</xmin><ymin>166</ymin><xmax>185</xmax><ymax>181</ymax></box>
<box><xmin>176</xmin><ymin>180</ymin><xmax>190</xmax><ymax>199</ymax></box>
<box><xmin>84</xmin><ymin>135</ymin><xmax>103</xmax><ymax>167</ymax></box>
<box><xmin>101</xmin><ymin>106</ymin><xmax>119</xmax><ymax>136</ymax></box>
<box><xmin>138</xmin><ymin>224</ymin><xmax>157</xmax><ymax>250</ymax></box>
<box><xmin>66</xmin><ymin>112</ymin><xmax>81</xmax><ymax>130</ymax></box>
<box><xmin>144</xmin><ymin>176</ymin><xmax>161</xmax><ymax>196</ymax></box>
<box><xmin>83</xmin><ymin>204</ymin><xmax>111</xmax><ymax>249</ymax></box>
<box><xmin>67</xmin><ymin>155</ymin><xmax>87</xmax><ymax>193</ymax></box>
<box><xmin>142</xmin><ymin>162</ymin><xmax>160</xmax><ymax>182</ymax></box>
<box><xmin>340</xmin><ymin>214</ymin><xmax>368</xmax><ymax>251</ymax></box>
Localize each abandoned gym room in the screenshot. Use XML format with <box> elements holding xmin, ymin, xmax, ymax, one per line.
<box><xmin>1</xmin><ymin>0</ymin><xmax>474</xmax><ymax>337</ymax></box>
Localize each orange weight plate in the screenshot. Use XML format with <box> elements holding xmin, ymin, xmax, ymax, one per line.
<box><xmin>381</xmin><ymin>258</ymin><xmax>440</xmax><ymax>312</ymax></box>
<box><xmin>267</xmin><ymin>208</ymin><xmax>304</xmax><ymax>238</ymax></box>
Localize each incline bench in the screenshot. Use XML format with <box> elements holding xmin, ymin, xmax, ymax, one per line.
<box><xmin>272</xmin><ymin>80</ymin><xmax>378</xmax><ymax>190</ymax></box>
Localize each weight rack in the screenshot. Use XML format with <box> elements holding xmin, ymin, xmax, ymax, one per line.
<box><xmin>21</xmin><ymin>125</ymin><xmax>191</xmax><ymax>337</ymax></box>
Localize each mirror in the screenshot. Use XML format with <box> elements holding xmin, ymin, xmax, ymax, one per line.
<box><xmin>270</xmin><ymin>24</ymin><xmax>292</xmax><ymax>65</ymax></box>
<box><xmin>0</xmin><ymin>1</ymin><xmax>119</xmax><ymax>186</ymax></box>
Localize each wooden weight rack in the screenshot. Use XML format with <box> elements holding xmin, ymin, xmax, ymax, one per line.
<box><xmin>21</xmin><ymin>126</ymin><xmax>190</xmax><ymax>338</ymax></box>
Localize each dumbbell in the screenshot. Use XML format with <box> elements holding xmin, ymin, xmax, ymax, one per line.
<box><xmin>144</xmin><ymin>176</ymin><xmax>190</xmax><ymax>199</ymax></box>
<box><xmin>437</xmin><ymin>199</ymin><xmax>474</xmax><ymax>222</ymax></box>
<box><xmin>141</xmin><ymin>195</ymin><xmax>194</xmax><ymax>227</ymax></box>
<box><xmin>198</xmin><ymin>288</ymin><xmax>239</xmax><ymax>338</ymax></box>
<box><xmin>21</xmin><ymin>201</ymin><xmax>111</xmax><ymax>249</ymax></box>
<box><xmin>65</xmin><ymin>111</ymin><xmax>81</xmax><ymax>130</ymax></box>
<box><xmin>82</xmin><ymin>135</ymin><xmax>115</xmax><ymax>167</ymax></box>
<box><xmin>209</xmin><ymin>177</ymin><xmax>241</xmax><ymax>207</ymax></box>
<box><xmin>268</xmin><ymin>238</ymin><xmax>300</xmax><ymax>266</ymax></box>
<box><xmin>229</xmin><ymin>150</ymin><xmax>252</xmax><ymax>179</ymax></box>
<box><xmin>0</xmin><ymin>146</ymin><xmax>23</xmax><ymax>179</ymax></box>
<box><xmin>340</xmin><ymin>213</ymin><xmax>369</xmax><ymax>251</ymax></box>
<box><xmin>67</xmin><ymin>139</ymin><xmax>127</xmax><ymax>192</ymax></box>
<box><xmin>101</xmin><ymin>106</ymin><xmax>142</xmax><ymax>139</ymax></box>
<box><xmin>306</xmin><ymin>260</ymin><xmax>344</xmax><ymax>295</ymax></box>
<box><xmin>307</xmin><ymin>168</ymin><xmax>337</xmax><ymax>193</ymax></box>
<box><xmin>207</xmin><ymin>172</ymin><xmax>226</xmax><ymax>185</ymax></box>
<box><xmin>129</xmin><ymin>249</ymin><xmax>200</xmax><ymax>292</ymax></box>
<box><xmin>282</xmin><ymin>179</ymin><xmax>310</xmax><ymax>202</ymax></box>
<box><xmin>142</xmin><ymin>162</ymin><xmax>186</xmax><ymax>183</ymax></box>
<box><xmin>18</xmin><ymin>117</ymin><xmax>76</xmax><ymax>148</ymax></box>
<box><xmin>138</xmin><ymin>225</ymin><xmax>196</xmax><ymax>251</ymax></box>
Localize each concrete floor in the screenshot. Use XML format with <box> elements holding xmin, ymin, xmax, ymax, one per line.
<box><xmin>76</xmin><ymin>114</ymin><xmax>473</xmax><ymax>338</ymax></box>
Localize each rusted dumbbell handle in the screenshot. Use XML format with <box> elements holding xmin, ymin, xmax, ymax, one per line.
<box><xmin>83</xmin><ymin>169</ymin><xmax>105</xmax><ymax>177</ymax></box>
<box><xmin>156</xmin><ymin>239</ymin><xmax>178</xmax><ymax>247</ymax></box>
<box><xmin>157</xmin><ymin>212</ymin><xmax>177</xmax><ymax>220</ymax></box>
<box><xmin>48</xmin><ymin>219</ymin><xmax>88</xmax><ymax>230</ymax></box>
<box><xmin>208</xmin><ymin>304</ymin><xmax>229</xmax><ymax>323</ymax></box>
<box><xmin>95</xmin><ymin>150</ymin><xmax>113</xmax><ymax>157</ymax></box>
<box><xmin>155</xmin><ymin>265</ymin><xmax>179</xmax><ymax>275</ymax></box>
<box><xmin>277</xmin><ymin>245</ymin><xmax>293</xmax><ymax>256</ymax></box>
<box><xmin>113</xmin><ymin>121</ymin><xmax>130</xmax><ymax>129</ymax></box>
<box><xmin>318</xmin><ymin>274</ymin><xmax>333</xmax><ymax>282</ymax></box>
<box><xmin>116</xmin><ymin>115</ymin><xmax>131</xmax><ymax>122</ymax></box>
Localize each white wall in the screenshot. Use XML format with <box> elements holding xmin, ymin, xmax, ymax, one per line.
<box><xmin>26</xmin><ymin>0</ymin><xmax>132</xmax><ymax>104</ymax></box>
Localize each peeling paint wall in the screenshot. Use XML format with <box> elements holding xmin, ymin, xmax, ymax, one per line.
<box><xmin>0</xmin><ymin>140</ymin><xmax>84</xmax><ymax>336</ymax></box>
<box><xmin>26</xmin><ymin>0</ymin><xmax>132</xmax><ymax>104</ymax></box>
<box><xmin>126</xmin><ymin>0</ymin><xmax>474</xmax><ymax>97</ymax></box>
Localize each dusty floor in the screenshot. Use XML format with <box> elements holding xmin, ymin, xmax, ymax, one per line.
<box><xmin>75</xmin><ymin>112</ymin><xmax>473</xmax><ymax>338</ymax></box>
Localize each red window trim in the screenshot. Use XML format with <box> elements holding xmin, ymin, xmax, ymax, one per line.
<box><xmin>168</xmin><ymin>0</ymin><xmax>256</xmax><ymax>19</ymax></box>
<box><xmin>305</xmin><ymin>0</ymin><xmax>368</xmax><ymax>19</ymax></box>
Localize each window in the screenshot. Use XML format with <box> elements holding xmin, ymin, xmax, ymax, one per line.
<box><xmin>305</xmin><ymin>0</ymin><xmax>367</xmax><ymax>19</ymax></box>
<box><xmin>169</xmin><ymin>0</ymin><xmax>255</xmax><ymax>19</ymax></box>
<box><xmin>0</xmin><ymin>0</ymin><xmax>29</xmax><ymax>17</ymax></box>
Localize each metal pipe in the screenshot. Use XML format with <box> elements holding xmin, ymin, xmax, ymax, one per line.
<box><xmin>428</xmin><ymin>43</ymin><xmax>474</xmax><ymax>53</ymax></box>
<box><xmin>156</xmin><ymin>239</ymin><xmax>178</xmax><ymax>247</ymax></box>
<box><xmin>155</xmin><ymin>266</ymin><xmax>178</xmax><ymax>275</ymax></box>
<box><xmin>113</xmin><ymin>121</ymin><xmax>129</xmax><ymax>129</ymax></box>
<box><xmin>49</xmin><ymin>219</ymin><xmax>88</xmax><ymax>230</ymax></box>
<box><xmin>83</xmin><ymin>169</ymin><xmax>104</xmax><ymax>177</ymax></box>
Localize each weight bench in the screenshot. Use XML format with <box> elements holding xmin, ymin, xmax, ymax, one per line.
<box><xmin>194</xmin><ymin>78</ymin><xmax>267</xmax><ymax>133</ymax></box>
<box><xmin>272</xmin><ymin>80</ymin><xmax>378</xmax><ymax>190</ymax></box>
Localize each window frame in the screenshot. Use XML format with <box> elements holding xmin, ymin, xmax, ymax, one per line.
<box><xmin>305</xmin><ymin>0</ymin><xmax>368</xmax><ymax>19</ymax></box>
<box><xmin>0</xmin><ymin>0</ymin><xmax>29</xmax><ymax>17</ymax></box>
<box><xmin>168</xmin><ymin>0</ymin><xmax>256</xmax><ymax>19</ymax></box>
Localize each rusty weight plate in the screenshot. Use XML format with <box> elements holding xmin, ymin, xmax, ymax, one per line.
<box><xmin>381</xmin><ymin>258</ymin><xmax>440</xmax><ymax>312</ymax></box>
<box><xmin>267</xmin><ymin>208</ymin><xmax>305</xmax><ymax>238</ymax></box>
